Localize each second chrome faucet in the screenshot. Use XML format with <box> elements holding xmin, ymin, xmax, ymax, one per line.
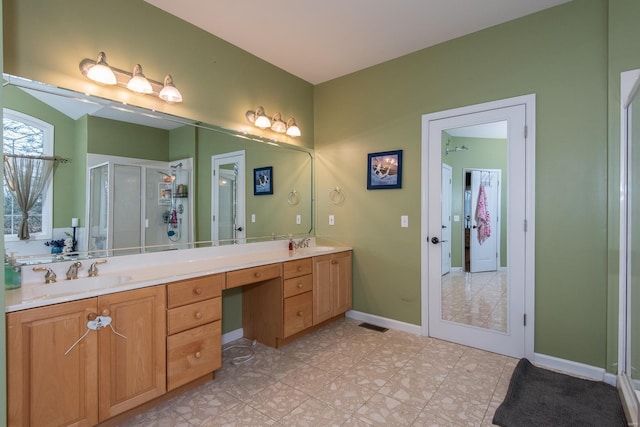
<box><xmin>66</xmin><ymin>261</ymin><xmax>82</xmax><ymax>280</ymax></box>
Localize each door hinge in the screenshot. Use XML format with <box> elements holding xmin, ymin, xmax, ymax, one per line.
<box><xmin>213</xmin><ymin>170</ymin><xmax>216</xmax><ymax>176</ymax></box>
<box><xmin>523</xmin><ymin>313</ymin><xmax>527</xmax><ymax>326</ymax></box>
<box><xmin>524</xmin><ymin>219</ymin><xmax>528</xmax><ymax>232</ymax></box>
<box><xmin>524</xmin><ymin>125</ymin><xmax>528</xmax><ymax>139</ymax></box>
<box><xmin>213</xmin><ymin>215</ymin><xmax>216</xmax><ymax>222</ymax></box>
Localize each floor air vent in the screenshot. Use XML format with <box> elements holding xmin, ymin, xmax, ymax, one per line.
<box><xmin>358</xmin><ymin>322</ymin><xmax>388</xmax><ymax>333</ymax></box>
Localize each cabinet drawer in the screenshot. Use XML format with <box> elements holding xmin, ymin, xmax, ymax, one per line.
<box><xmin>167</xmin><ymin>274</ymin><xmax>224</xmax><ymax>308</ymax></box>
<box><xmin>226</xmin><ymin>263</ymin><xmax>282</xmax><ymax>289</ymax></box>
<box><xmin>167</xmin><ymin>321</ymin><xmax>221</xmax><ymax>391</ymax></box>
<box><xmin>283</xmin><ymin>274</ymin><xmax>313</xmax><ymax>299</ymax></box>
<box><xmin>283</xmin><ymin>258</ymin><xmax>312</xmax><ymax>279</ymax></box>
<box><xmin>283</xmin><ymin>291</ymin><xmax>313</xmax><ymax>337</ymax></box>
<box><xmin>167</xmin><ymin>297</ymin><xmax>221</xmax><ymax>335</ymax></box>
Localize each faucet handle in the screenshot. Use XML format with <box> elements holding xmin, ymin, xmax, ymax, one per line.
<box><xmin>33</xmin><ymin>266</ymin><xmax>57</xmax><ymax>284</ymax></box>
<box><xmin>88</xmin><ymin>259</ymin><xmax>107</xmax><ymax>277</ymax></box>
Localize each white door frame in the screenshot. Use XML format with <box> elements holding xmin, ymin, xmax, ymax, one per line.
<box><xmin>211</xmin><ymin>150</ymin><xmax>246</xmax><ymax>243</ymax></box>
<box><xmin>420</xmin><ymin>94</ymin><xmax>536</xmax><ymax>359</ymax></box>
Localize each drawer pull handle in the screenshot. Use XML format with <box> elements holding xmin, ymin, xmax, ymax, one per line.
<box><xmin>297</xmin><ymin>266</ymin><xmax>302</xmax><ymax>271</ymax></box>
<box><xmin>193</xmin><ymin>287</ymin><xmax>203</xmax><ymax>295</ymax></box>
<box><xmin>195</xmin><ymin>351</ymin><xmax>202</xmax><ymax>359</ymax></box>
<box><xmin>195</xmin><ymin>312</ymin><xmax>203</xmax><ymax>319</ymax></box>
<box><xmin>87</xmin><ymin>312</ymin><xmax>97</xmax><ymax>321</ymax></box>
<box><xmin>331</xmin><ymin>260</ymin><xmax>338</xmax><ymax>264</ymax></box>
<box><xmin>255</xmin><ymin>272</ymin><xmax>261</xmax><ymax>278</ymax></box>
<box><xmin>297</xmin><ymin>283</ymin><xmax>303</xmax><ymax>289</ymax></box>
<box><xmin>101</xmin><ymin>309</ymin><xmax>110</xmax><ymax>316</ymax></box>
<box><xmin>297</xmin><ymin>311</ymin><xmax>303</xmax><ymax>317</ymax></box>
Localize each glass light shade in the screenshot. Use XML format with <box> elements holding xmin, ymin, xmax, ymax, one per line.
<box><xmin>86</xmin><ymin>52</ymin><xmax>116</xmax><ymax>85</ymax></box>
<box><xmin>254</xmin><ymin>107</ymin><xmax>271</xmax><ymax>129</ymax></box>
<box><xmin>159</xmin><ymin>75</ymin><xmax>183</xmax><ymax>103</ymax></box>
<box><xmin>271</xmin><ymin>113</ymin><xmax>287</xmax><ymax>133</ymax></box>
<box><xmin>286</xmin><ymin>118</ymin><xmax>301</xmax><ymax>137</ymax></box>
<box><xmin>127</xmin><ymin>64</ymin><xmax>153</xmax><ymax>94</ymax></box>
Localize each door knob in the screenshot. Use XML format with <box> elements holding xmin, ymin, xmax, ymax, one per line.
<box><xmin>236</xmin><ymin>226</ymin><xmax>243</xmax><ymax>232</ymax></box>
<box><xmin>431</xmin><ymin>237</ymin><xmax>440</xmax><ymax>244</ymax></box>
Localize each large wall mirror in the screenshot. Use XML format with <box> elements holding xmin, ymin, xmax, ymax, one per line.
<box><xmin>3</xmin><ymin>74</ymin><xmax>313</xmax><ymax>265</ymax></box>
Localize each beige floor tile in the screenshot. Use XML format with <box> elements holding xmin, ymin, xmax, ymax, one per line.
<box><xmin>280</xmin><ymin>397</ymin><xmax>350</xmax><ymax>426</ymax></box>
<box><xmin>200</xmin><ymin>402</ymin><xmax>278</xmax><ymax>426</ymax></box>
<box><xmin>314</xmin><ymin>375</ymin><xmax>379</xmax><ymax>414</ymax></box>
<box><xmin>243</xmin><ymin>381</ymin><xmax>309</xmax><ymax>420</ymax></box>
<box><xmin>354</xmin><ymin>392</ymin><xmax>422</xmax><ymax>426</ymax></box>
<box><xmin>280</xmin><ymin>364</ymin><xmax>337</xmax><ymax>395</ymax></box>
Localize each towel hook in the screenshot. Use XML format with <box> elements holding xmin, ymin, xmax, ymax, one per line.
<box><xmin>329</xmin><ymin>187</ymin><xmax>345</xmax><ymax>205</ymax></box>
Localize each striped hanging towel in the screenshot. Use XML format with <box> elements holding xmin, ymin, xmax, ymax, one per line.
<box><xmin>475</xmin><ymin>183</ymin><xmax>491</xmax><ymax>244</ymax></box>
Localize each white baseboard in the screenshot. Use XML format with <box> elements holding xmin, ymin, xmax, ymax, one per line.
<box><xmin>346</xmin><ymin>310</ymin><xmax>422</xmax><ymax>336</ymax></box>
<box><xmin>534</xmin><ymin>353</ymin><xmax>616</xmax><ymax>386</ymax></box>
<box><xmin>222</xmin><ymin>328</ymin><xmax>244</xmax><ymax>345</ymax></box>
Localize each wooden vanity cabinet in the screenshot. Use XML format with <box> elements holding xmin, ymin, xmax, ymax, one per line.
<box><xmin>313</xmin><ymin>251</ymin><xmax>353</xmax><ymax>325</ymax></box>
<box><xmin>282</xmin><ymin>258</ymin><xmax>313</xmax><ymax>338</ymax></box>
<box><xmin>98</xmin><ymin>286</ymin><xmax>166</xmax><ymax>420</ymax></box>
<box><xmin>7</xmin><ymin>298</ymin><xmax>99</xmax><ymax>427</ymax></box>
<box><xmin>6</xmin><ymin>286</ymin><xmax>166</xmax><ymax>426</ymax></box>
<box><xmin>166</xmin><ymin>274</ymin><xmax>223</xmax><ymax>391</ymax></box>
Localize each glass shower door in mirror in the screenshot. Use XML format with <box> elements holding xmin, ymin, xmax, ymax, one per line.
<box><xmin>212</xmin><ymin>151</ymin><xmax>246</xmax><ymax>245</ymax></box>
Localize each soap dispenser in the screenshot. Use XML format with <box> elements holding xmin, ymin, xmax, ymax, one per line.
<box><xmin>288</xmin><ymin>234</ymin><xmax>294</xmax><ymax>251</ymax></box>
<box><xmin>5</xmin><ymin>251</ymin><xmax>22</xmax><ymax>290</ymax></box>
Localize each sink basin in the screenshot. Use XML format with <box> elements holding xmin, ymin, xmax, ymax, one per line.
<box><xmin>297</xmin><ymin>246</ymin><xmax>336</xmax><ymax>253</ymax></box>
<box><xmin>22</xmin><ymin>275</ymin><xmax>133</xmax><ymax>300</ymax></box>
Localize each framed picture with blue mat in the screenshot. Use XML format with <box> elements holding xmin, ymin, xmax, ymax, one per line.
<box><xmin>254</xmin><ymin>166</ymin><xmax>273</xmax><ymax>195</ymax></box>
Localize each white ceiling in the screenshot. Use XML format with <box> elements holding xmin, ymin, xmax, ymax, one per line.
<box><xmin>145</xmin><ymin>0</ymin><xmax>571</xmax><ymax>84</ymax></box>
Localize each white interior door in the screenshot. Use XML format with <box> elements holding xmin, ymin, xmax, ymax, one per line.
<box><xmin>421</xmin><ymin>95</ymin><xmax>535</xmax><ymax>359</ymax></box>
<box><xmin>212</xmin><ymin>151</ymin><xmax>246</xmax><ymax>244</ymax></box>
<box><xmin>441</xmin><ymin>164</ymin><xmax>452</xmax><ymax>275</ymax></box>
<box><xmin>470</xmin><ymin>169</ymin><xmax>500</xmax><ymax>273</ymax></box>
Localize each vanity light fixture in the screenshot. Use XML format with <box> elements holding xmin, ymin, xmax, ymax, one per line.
<box><xmin>126</xmin><ymin>64</ymin><xmax>153</xmax><ymax>94</ymax></box>
<box><xmin>159</xmin><ymin>75</ymin><xmax>183</xmax><ymax>104</ymax></box>
<box><xmin>245</xmin><ymin>107</ymin><xmax>301</xmax><ymax>137</ymax></box>
<box><xmin>80</xmin><ymin>51</ymin><xmax>183</xmax><ymax>103</ymax></box>
<box><xmin>85</xmin><ymin>52</ymin><xmax>117</xmax><ymax>85</ymax></box>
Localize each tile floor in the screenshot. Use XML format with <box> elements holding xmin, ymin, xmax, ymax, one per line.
<box><xmin>441</xmin><ymin>271</ymin><xmax>508</xmax><ymax>332</ymax></box>
<box><xmin>120</xmin><ymin>317</ymin><xmax>517</xmax><ymax>426</ymax></box>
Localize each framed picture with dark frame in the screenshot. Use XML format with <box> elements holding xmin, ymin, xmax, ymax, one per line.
<box><xmin>254</xmin><ymin>166</ymin><xmax>273</xmax><ymax>195</ymax></box>
<box><xmin>367</xmin><ymin>150</ymin><xmax>403</xmax><ymax>190</ymax></box>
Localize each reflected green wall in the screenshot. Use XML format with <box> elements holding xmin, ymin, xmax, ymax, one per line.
<box><xmin>0</xmin><ymin>1</ymin><xmax>6</xmax><ymax>420</ymax></box>
<box><xmin>315</xmin><ymin>0</ymin><xmax>609</xmax><ymax>368</ymax></box>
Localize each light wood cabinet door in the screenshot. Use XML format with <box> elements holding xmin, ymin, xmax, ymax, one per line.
<box><xmin>7</xmin><ymin>298</ymin><xmax>99</xmax><ymax>427</ymax></box>
<box><xmin>283</xmin><ymin>292</ymin><xmax>313</xmax><ymax>337</ymax></box>
<box><xmin>313</xmin><ymin>251</ymin><xmax>353</xmax><ymax>325</ymax></box>
<box><xmin>313</xmin><ymin>254</ymin><xmax>334</xmax><ymax>324</ymax></box>
<box><xmin>332</xmin><ymin>251</ymin><xmax>353</xmax><ymax>315</ymax></box>
<box><xmin>98</xmin><ymin>286</ymin><xmax>166</xmax><ymax>421</ymax></box>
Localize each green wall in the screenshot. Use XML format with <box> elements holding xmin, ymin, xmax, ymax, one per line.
<box><xmin>0</xmin><ymin>0</ymin><xmax>6</xmax><ymax>420</ymax></box>
<box><xmin>314</xmin><ymin>0</ymin><xmax>609</xmax><ymax>368</ymax></box>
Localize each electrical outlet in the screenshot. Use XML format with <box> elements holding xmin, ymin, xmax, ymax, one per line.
<box><xmin>251</xmin><ymin>214</ymin><xmax>256</xmax><ymax>223</ymax></box>
<box><xmin>401</xmin><ymin>215</ymin><xmax>409</xmax><ymax>227</ymax></box>
<box><xmin>296</xmin><ymin>214</ymin><xmax>301</xmax><ymax>225</ymax></box>
<box><xmin>329</xmin><ymin>215</ymin><xmax>335</xmax><ymax>225</ymax></box>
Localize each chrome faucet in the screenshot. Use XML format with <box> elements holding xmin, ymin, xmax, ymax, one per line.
<box><xmin>294</xmin><ymin>237</ymin><xmax>311</xmax><ymax>249</ymax></box>
<box><xmin>66</xmin><ymin>261</ymin><xmax>82</xmax><ymax>280</ymax></box>
<box><xmin>88</xmin><ymin>259</ymin><xmax>108</xmax><ymax>277</ymax></box>
<box><xmin>33</xmin><ymin>266</ymin><xmax>57</xmax><ymax>284</ymax></box>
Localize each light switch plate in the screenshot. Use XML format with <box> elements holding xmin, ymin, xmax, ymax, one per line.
<box><xmin>296</xmin><ymin>214</ymin><xmax>301</xmax><ymax>225</ymax></box>
<box><xmin>401</xmin><ymin>215</ymin><xmax>409</xmax><ymax>228</ymax></box>
<box><xmin>453</xmin><ymin>215</ymin><xmax>460</xmax><ymax>222</ymax></box>
<box><xmin>329</xmin><ymin>215</ymin><xmax>335</xmax><ymax>225</ymax></box>
<box><xmin>251</xmin><ymin>214</ymin><xmax>256</xmax><ymax>223</ymax></box>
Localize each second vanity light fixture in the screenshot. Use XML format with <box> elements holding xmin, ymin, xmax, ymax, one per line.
<box><xmin>245</xmin><ymin>106</ymin><xmax>301</xmax><ymax>137</ymax></box>
<box><xmin>80</xmin><ymin>51</ymin><xmax>183</xmax><ymax>104</ymax></box>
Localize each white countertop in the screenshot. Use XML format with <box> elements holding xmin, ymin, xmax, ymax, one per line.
<box><xmin>5</xmin><ymin>241</ymin><xmax>351</xmax><ymax>313</ymax></box>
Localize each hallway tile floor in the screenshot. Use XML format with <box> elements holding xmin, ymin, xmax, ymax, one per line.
<box><xmin>120</xmin><ymin>317</ymin><xmax>517</xmax><ymax>426</ymax></box>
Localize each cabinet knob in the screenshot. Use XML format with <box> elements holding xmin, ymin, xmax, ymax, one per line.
<box><xmin>331</xmin><ymin>260</ymin><xmax>338</xmax><ymax>264</ymax></box>
<box><xmin>195</xmin><ymin>312</ymin><xmax>203</xmax><ymax>319</ymax></box>
<box><xmin>195</xmin><ymin>351</ymin><xmax>202</xmax><ymax>359</ymax></box>
<box><xmin>297</xmin><ymin>311</ymin><xmax>303</xmax><ymax>317</ymax></box>
<box><xmin>87</xmin><ymin>312</ymin><xmax>97</xmax><ymax>321</ymax></box>
<box><xmin>101</xmin><ymin>309</ymin><xmax>110</xmax><ymax>316</ymax></box>
<box><xmin>254</xmin><ymin>272</ymin><xmax>261</xmax><ymax>278</ymax></box>
<box><xmin>297</xmin><ymin>266</ymin><xmax>302</xmax><ymax>271</ymax></box>
<box><xmin>193</xmin><ymin>287</ymin><xmax>203</xmax><ymax>295</ymax></box>
<box><xmin>297</xmin><ymin>283</ymin><xmax>303</xmax><ymax>289</ymax></box>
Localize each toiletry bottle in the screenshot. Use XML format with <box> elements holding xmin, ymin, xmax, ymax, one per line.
<box><xmin>288</xmin><ymin>234</ymin><xmax>294</xmax><ymax>251</ymax></box>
